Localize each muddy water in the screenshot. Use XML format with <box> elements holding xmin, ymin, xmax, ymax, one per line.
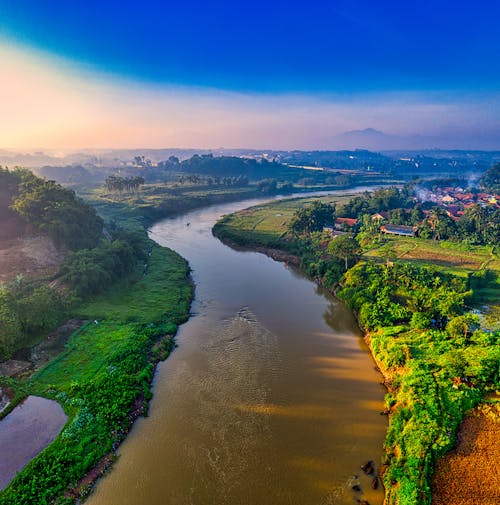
<box><xmin>0</xmin><ymin>396</ymin><xmax>67</xmax><ymax>489</ymax></box>
<box><xmin>87</xmin><ymin>194</ymin><xmax>387</xmax><ymax>505</ymax></box>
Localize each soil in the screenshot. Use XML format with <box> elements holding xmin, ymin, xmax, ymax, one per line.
<box><xmin>0</xmin><ymin>233</ymin><xmax>65</xmax><ymax>283</ymax></box>
<box><xmin>432</xmin><ymin>403</ymin><xmax>500</xmax><ymax>505</ymax></box>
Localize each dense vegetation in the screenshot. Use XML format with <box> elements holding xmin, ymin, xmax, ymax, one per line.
<box><xmin>338</xmin><ymin>263</ymin><xmax>499</xmax><ymax>505</ymax></box>
<box><xmin>0</xmin><ymin>168</ymin><xmax>153</xmax><ymax>360</ymax></box>
<box><xmin>480</xmin><ymin>163</ymin><xmax>500</xmax><ymax>192</ymax></box>
<box><xmin>0</xmin><ymin>280</ymin><xmax>68</xmax><ymax>360</ymax></box>
<box><xmin>0</xmin><ymin>167</ymin><xmax>103</xmax><ymax>250</ymax></box>
<box><xmin>339</xmin><ymin>185</ymin><xmax>499</xmax><ymax>246</ymax></box>
<box><xmin>0</xmin><ymin>166</ymin><xmax>194</xmax><ymax>503</ymax></box>
<box><xmin>214</xmin><ymin>186</ymin><xmax>499</xmax><ymax>505</ymax></box>
<box><xmin>1</xmin><ymin>246</ymin><xmax>192</xmax><ymax>505</ymax></box>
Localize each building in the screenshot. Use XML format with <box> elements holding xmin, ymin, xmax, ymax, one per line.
<box><xmin>380</xmin><ymin>224</ymin><xmax>416</xmax><ymax>237</ymax></box>
<box><xmin>334</xmin><ymin>217</ymin><xmax>357</xmax><ymax>230</ymax></box>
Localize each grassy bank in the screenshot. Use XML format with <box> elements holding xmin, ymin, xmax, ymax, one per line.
<box><xmin>81</xmin><ymin>183</ymin><xmax>263</xmax><ymax>229</ymax></box>
<box><xmin>214</xmin><ymin>196</ymin><xmax>500</xmax><ymax>505</ymax></box>
<box><xmin>0</xmin><ymin>233</ymin><xmax>192</xmax><ymax>503</ymax></box>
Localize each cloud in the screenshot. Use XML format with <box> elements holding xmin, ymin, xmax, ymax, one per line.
<box><xmin>1</xmin><ymin>40</ymin><xmax>499</xmax><ymax>150</ymax></box>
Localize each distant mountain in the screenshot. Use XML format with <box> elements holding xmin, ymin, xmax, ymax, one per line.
<box><xmin>333</xmin><ymin>128</ymin><xmax>414</xmax><ymax>150</ymax></box>
<box><xmin>332</xmin><ymin>128</ymin><xmax>500</xmax><ymax>151</ymax></box>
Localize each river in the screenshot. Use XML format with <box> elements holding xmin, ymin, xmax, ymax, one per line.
<box><xmin>87</xmin><ymin>192</ymin><xmax>387</xmax><ymax>505</ymax></box>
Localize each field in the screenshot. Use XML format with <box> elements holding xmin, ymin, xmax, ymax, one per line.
<box><xmin>81</xmin><ymin>183</ymin><xmax>260</xmax><ymax>229</ymax></box>
<box><xmin>216</xmin><ymin>193</ymin><xmax>357</xmax><ymax>243</ymax></box>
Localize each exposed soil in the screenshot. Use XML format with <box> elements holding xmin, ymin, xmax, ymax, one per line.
<box><xmin>0</xmin><ymin>320</ymin><xmax>85</xmax><ymax>379</ymax></box>
<box><xmin>432</xmin><ymin>403</ymin><xmax>500</xmax><ymax>505</ymax></box>
<box><xmin>29</xmin><ymin>319</ymin><xmax>85</xmax><ymax>369</ymax></box>
<box><xmin>0</xmin><ymin>233</ymin><xmax>65</xmax><ymax>283</ymax></box>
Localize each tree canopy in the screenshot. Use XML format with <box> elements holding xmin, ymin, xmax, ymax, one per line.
<box><xmin>288</xmin><ymin>201</ymin><xmax>335</xmax><ymax>234</ymax></box>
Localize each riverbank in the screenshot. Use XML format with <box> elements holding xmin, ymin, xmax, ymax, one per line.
<box><xmin>0</xmin><ymin>240</ymin><xmax>193</xmax><ymax>504</ymax></box>
<box><xmin>213</xmin><ymin>198</ymin><xmax>500</xmax><ymax>505</ymax></box>
<box><xmin>84</xmin><ymin>196</ymin><xmax>387</xmax><ymax>505</ymax></box>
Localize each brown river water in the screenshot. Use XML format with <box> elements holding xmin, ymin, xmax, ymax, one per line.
<box><xmin>86</xmin><ymin>192</ymin><xmax>387</xmax><ymax>505</ymax></box>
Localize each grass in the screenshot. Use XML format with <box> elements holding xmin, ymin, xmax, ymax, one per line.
<box><xmin>227</xmin><ymin>194</ymin><xmax>355</xmax><ymax>233</ymax></box>
<box><xmin>75</xmin><ymin>246</ymin><xmax>192</xmax><ymax>323</ymax></box>
<box><xmin>364</xmin><ymin>236</ymin><xmax>498</xmax><ymax>276</ymax></box>
<box><xmin>0</xmin><ymin>231</ymin><xmax>192</xmax><ymax>504</ymax></box>
<box><xmin>364</xmin><ymin>237</ymin><xmax>500</xmax><ymax>306</ymax></box>
<box><xmin>217</xmin><ymin>197</ymin><xmax>500</xmax><ymax>308</ymax></box>
<box><xmin>81</xmin><ymin>183</ymin><xmax>260</xmax><ymax>228</ymax></box>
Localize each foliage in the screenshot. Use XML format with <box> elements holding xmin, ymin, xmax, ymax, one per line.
<box><xmin>288</xmin><ymin>201</ymin><xmax>335</xmax><ymax>234</ymax></box>
<box><xmin>59</xmin><ymin>239</ymin><xmax>138</xmax><ymax>297</ymax></box>
<box><xmin>214</xmin><ymin>191</ymin><xmax>499</xmax><ymax>505</ymax></box>
<box><xmin>104</xmin><ymin>175</ymin><xmax>145</xmax><ymax>193</ymax></box>
<box><xmin>327</xmin><ymin>235</ymin><xmax>361</xmax><ymax>271</ymax></box>
<box><xmin>0</xmin><ymin>246</ymin><xmax>192</xmax><ymax>505</ymax></box>
<box><xmin>479</xmin><ymin>163</ymin><xmax>500</xmax><ymax>192</ymax></box>
<box><xmin>338</xmin><ymin>262</ymin><xmax>499</xmax><ymax>505</ymax></box>
<box><xmin>5</xmin><ymin>170</ymin><xmax>104</xmax><ymax>250</ymax></box>
<box><xmin>0</xmin><ymin>281</ymin><xmax>68</xmax><ymax>361</ymax></box>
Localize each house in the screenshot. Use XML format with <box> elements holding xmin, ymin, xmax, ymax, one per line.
<box><xmin>334</xmin><ymin>217</ymin><xmax>357</xmax><ymax>230</ymax></box>
<box><xmin>371</xmin><ymin>212</ymin><xmax>388</xmax><ymax>221</ymax></box>
<box><xmin>380</xmin><ymin>224</ymin><xmax>416</xmax><ymax>237</ymax></box>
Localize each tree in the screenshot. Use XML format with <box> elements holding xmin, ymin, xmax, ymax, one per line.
<box><xmin>327</xmin><ymin>235</ymin><xmax>361</xmax><ymax>271</ymax></box>
<box><xmin>479</xmin><ymin>163</ymin><xmax>500</xmax><ymax>192</ymax></box>
<box><xmin>446</xmin><ymin>314</ymin><xmax>480</xmax><ymax>343</ymax></box>
<box><xmin>288</xmin><ymin>201</ymin><xmax>335</xmax><ymax>235</ymax></box>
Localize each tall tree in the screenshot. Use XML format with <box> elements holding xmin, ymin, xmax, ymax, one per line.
<box><xmin>327</xmin><ymin>235</ymin><xmax>361</xmax><ymax>271</ymax></box>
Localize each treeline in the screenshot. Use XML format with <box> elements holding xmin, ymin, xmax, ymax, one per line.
<box><xmin>104</xmin><ymin>175</ymin><xmax>145</xmax><ymax>193</ymax></box>
<box><xmin>0</xmin><ymin>168</ymin><xmax>152</xmax><ymax>360</ymax></box>
<box><xmin>152</xmin><ymin>154</ymin><xmax>355</xmax><ymax>185</ymax></box>
<box><xmin>338</xmin><ymin>262</ymin><xmax>499</xmax><ymax>505</ymax></box>
<box><xmin>1</xmin><ymin>167</ymin><xmax>103</xmax><ymax>250</ymax></box>
<box><xmin>177</xmin><ymin>174</ymin><xmax>249</xmax><ymax>186</ymax></box>
<box><xmin>479</xmin><ymin>163</ymin><xmax>500</xmax><ymax>192</ymax></box>
<box><xmin>340</xmin><ymin>187</ymin><xmax>415</xmax><ymax>217</ymax></box>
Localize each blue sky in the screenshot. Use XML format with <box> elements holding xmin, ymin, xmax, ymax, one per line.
<box><xmin>0</xmin><ymin>1</ymin><xmax>499</xmax><ymax>149</ymax></box>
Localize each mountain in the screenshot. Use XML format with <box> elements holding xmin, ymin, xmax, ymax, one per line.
<box><xmin>333</xmin><ymin>128</ymin><xmax>411</xmax><ymax>150</ymax></box>
<box><xmin>332</xmin><ymin>128</ymin><xmax>500</xmax><ymax>151</ymax></box>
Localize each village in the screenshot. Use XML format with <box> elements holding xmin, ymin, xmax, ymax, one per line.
<box><xmin>325</xmin><ymin>184</ymin><xmax>500</xmax><ymax>238</ymax></box>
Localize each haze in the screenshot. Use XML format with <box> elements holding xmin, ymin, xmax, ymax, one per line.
<box><xmin>1</xmin><ymin>1</ymin><xmax>499</xmax><ymax>150</ymax></box>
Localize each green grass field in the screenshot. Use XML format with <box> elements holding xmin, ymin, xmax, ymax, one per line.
<box><xmin>81</xmin><ymin>183</ymin><xmax>259</xmax><ymax>229</ymax></box>
<box><xmin>75</xmin><ymin>245</ymin><xmax>192</xmax><ymax>323</ymax></box>
<box><xmin>219</xmin><ymin>193</ymin><xmax>354</xmax><ymax>238</ymax></box>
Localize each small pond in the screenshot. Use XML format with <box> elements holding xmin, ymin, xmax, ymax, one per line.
<box><xmin>0</xmin><ymin>395</ymin><xmax>67</xmax><ymax>490</ymax></box>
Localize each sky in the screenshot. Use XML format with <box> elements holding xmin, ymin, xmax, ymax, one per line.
<box><xmin>1</xmin><ymin>0</ymin><xmax>499</xmax><ymax>150</ymax></box>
